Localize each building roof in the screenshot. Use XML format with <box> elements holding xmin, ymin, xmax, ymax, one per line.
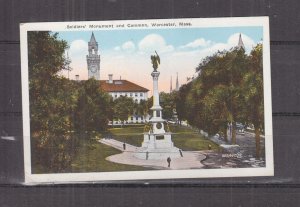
<box><xmin>100</xmin><ymin>80</ymin><xmax>149</xmax><ymax>92</ymax></box>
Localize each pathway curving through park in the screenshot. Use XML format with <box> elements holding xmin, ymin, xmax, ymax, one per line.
<box><xmin>99</xmin><ymin>138</ymin><xmax>206</xmax><ymax>170</ymax></box>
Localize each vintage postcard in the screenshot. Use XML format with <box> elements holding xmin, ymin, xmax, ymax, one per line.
<box><xmin>20</xmin><ymin>17</ymin><xmax>273</xmax><ymax>184</ymax></box>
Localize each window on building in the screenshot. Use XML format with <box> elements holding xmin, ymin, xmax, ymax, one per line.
<box><xmin>141</xmin><ymin>116</ymin><xmax>143</xmax><ymax>120</ymax></box>
<box><xmin>130</xmin><ymin>93</ymin><xmax>133</xmax><ymax>97</ymax></box>
<box><xmin>136</xmin><ymin>117</ymin><xmax>138</xmax><ymax>121</ymax></box>
<box><xmin>140</xmin><ymin>93</ymin><xmax>143</xmax><ymax>97</ymax></box>
<box><xmin>156</xmin><ymin>111</ymin><xmax>160</xmax><ymax>117</ymax></box>
<box><xmin>115</xmin><ymin>94</ymin><xmax>117</xmax><ymax>98</ymax></box>
<box><xmin>135</xmin><ymin>93</ymin><xmax>138</xmax><ymax>97</ymax></box>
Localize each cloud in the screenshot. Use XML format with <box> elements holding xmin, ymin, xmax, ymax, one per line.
<box><xmin>180</xmin><ymin>38</ymin><xmax>212</xmax><ymax>49</ymax></box>
<box><xmin>138</xmin><ymin>34</ymin><xmax>174</xmax><ymax>54</ymax></box>
<box><xmin>114</xmin><ymin>46</ymin><xmax>121</xmax><ymax>51</ymax></box>
<box><xmin>69</xmin><ymin>39</ymin><xmax>88</xmax><ymax>57</ymax></box>
<box><xmin>113</xmin><ymin>41</ymin><xmax>135</xmax><ymax>53</ymax></box>
<box><xmin>62</xmin><ymin>39</ymin><xmax>88</xmax><ymax>80</ymax></box>
<box><xmin>174</xmin><ymin>33</ymin><xmax>256</xmax><ymax>59</ymax></box>
<box><xmin>121</xmin><ymin>41</ymin><xmax>135</xmax><ymax>52</ymax></box>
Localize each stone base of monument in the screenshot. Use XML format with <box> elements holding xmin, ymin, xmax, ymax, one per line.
<box><xmin>134</xmin><ymin>133</ymin><xmax>181</xmax><ymax>160</ymax></box>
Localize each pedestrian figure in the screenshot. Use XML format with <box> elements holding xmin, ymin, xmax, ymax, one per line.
<box><xmin>208</xmin><ymin>144</ymin><xmax>212</xmax><ymax>150</ymax></box>
<box><xmin>146</xmin><ymin>151</ymin><xmax>149</xmax><ymax>160</ymax></box>
<box><xmin>179</xmin><ymin>149</ymin><xmax>183</xmax><ymax>157</ymax></box>
<box><xmin>167</xmin><ymin>157</ymin><xmax>171</xmax><ymax>167</ymax></box>
<box><xmin>123</xmin><ymin>142</ymin><xmax>126</xmax><ymax>150</ymax></box>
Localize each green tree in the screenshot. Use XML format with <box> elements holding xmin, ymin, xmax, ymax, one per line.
<box><xmin>134</xmin><ymin>99</ymin><xmax>149</xmax><ymax>121</ymax></box>
<box><xmin>146</xmin><ymin>96</ymin><xmax>154</xmax><ymax>118</ymax></box>
<box><xmin>113</xmin><ymin>96</ymin><xmax>134</xmax><ymax>125</ymax></box>
<box><xmin>74</xmin><ymin>78</ymin><xmax>112</xmax><ymax>134</ymax></box>
<box><xmin>196</xmin><ymin>48</ymin><xmax>248</xmax><ymax>144</ymax></box>
<box><xmin>175</xmin><ymin>82</ymin><xmax>192</xmax><ymax>124</ymax></box>
<box><xmin>160</xmin><ymin>92</ymin><xmax>177</xmax><ymax>120</ymax></box>
<box><xmin>28</xmin><ymin>31</ymin><xmax>78</xmax><ymax>172</ymax></box>
<box><xmin>242</xmin><ymin>44</ymin><xmax>264</xmax><ymax>157</ymax></box>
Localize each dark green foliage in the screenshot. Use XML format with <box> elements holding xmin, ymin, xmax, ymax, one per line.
<box><xmin>159</xmin><ymin>92</ymin><xmax>177</xmax><ymax>120</ymax></box>
<box><xmin>134</xmin><ymin>99</ymin><xmax>149</xmax><ymax>118</ymax></box>
<box><xmin>29</xmin><ymin>32</ymin><xmax>112</xmax><ymax>172</ymax></box>
<box><xmin>176</xmin><ymin>45</ymin><xmax>264</xmax><ymax>157</ymax></box>
<box><xmin>113</xmin><ymin>96</ymin><xmax>135</xmax><ymax>124</ymax></box>
<box><xmin>29</xmin><ymin>31</ymin><xmax>77</xmax><ymax>172</ymax></box>
<box><xmin>74</xmin><ymin>79</ymin><xmax>112</xmax><ymax>134</ymax></box>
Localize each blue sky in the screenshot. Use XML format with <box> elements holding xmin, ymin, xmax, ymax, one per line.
<box><xmin>55</xmin><ymin>26</ymin><xmax>263</xmax><ymax>93</ymax></box>
<box><xmin>57</xmin><ymin>26</ymin><xmax>262</xmax><ymax>50</ymax></box>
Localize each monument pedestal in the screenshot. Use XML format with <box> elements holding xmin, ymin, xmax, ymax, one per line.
<box><xmin>134</xmin><ymin>132</ymin><xmax>180</xmax><ymax>160</ymax></box>
<box><xmin>134</xmin><ymin>69</ymin><xmax>181</xmax><ymax>160</ymax></box>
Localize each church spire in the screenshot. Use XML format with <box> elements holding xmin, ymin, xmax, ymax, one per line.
<box><xmin>90</xmin><ymin>32</ymin><xmax>97</xmax><ymax>43</ymax></box>
<box><xmin>237</xmin><ymin>33</ymin><xmax>245</xmax><ymax>50</ymax></box>
<box><xmin>170</xmin><ymin>76</ymin><xmax>173</xmax><ymax>93</ymax></box>
<box><xmin>176</xmin><ymin>72</ymin><xmax>179</xmax><ymax>91</ymax></box>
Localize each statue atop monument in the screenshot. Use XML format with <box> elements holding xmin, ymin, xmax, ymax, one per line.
<box><xmin>151</xmin><ymin>51</ymin><xmax>160</xmax><ymax>71</ymax></box>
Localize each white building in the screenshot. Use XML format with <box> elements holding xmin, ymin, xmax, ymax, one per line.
<box><xmin>100</xmin><ymin>74</ymin><xmax>149</xmax><ymax>124</ymax></box>
<box><xmin>85</xmin><ymin>33</ymin><xmax>150</xmax><ymax>124</ymax></box>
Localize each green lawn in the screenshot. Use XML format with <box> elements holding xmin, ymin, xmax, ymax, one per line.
<box><xmin>70</xmin><ymin>138</ymin><xmax>149</xmax><ymax>172</ymax></box>
<box><xmin>170</xmin><ymin>125</ymin><xmax>219</xmax><ymax>151</ymax></box>
<box><xmin>108</xmin><ymin>126</ymin><xmax>144</xmax><ymax>146</ymax></box>
<box><xmin>33</xmin><ymin>125</ymin><xmax>218</xmax><ymax>173</ymax></box>
<box><xmin>109</xmin><ymin>124</ymin><xmax>219</xmax><ymax>151</ymax></box>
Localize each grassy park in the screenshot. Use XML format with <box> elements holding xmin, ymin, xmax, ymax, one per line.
<box><xmin>32</xmin><ymin>124</ymin><xmax>220</xmax><ymax>173</ymax></box>
<box><xmin>70</xmin><ymin>138</ymin><xmax>149</xmax><ymax>172</ymax></box>
<box><xmin>68</xmin><ymin>124</ymin><xmax>219</xmax><ymax>173</ymax></box>
<box><xmin>109</xmin><ymin>124</ymin><xmax>219</xmax><ymax>151</ymax></box>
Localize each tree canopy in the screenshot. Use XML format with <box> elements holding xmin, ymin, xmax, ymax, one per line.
<box><xmin>175</xmin><ymin>44</ymin><xmax>264</xmax><ymax>157</ymax></box>
<box><xmin>29</xmin><ymin>31</ymin><xmax>112</xmax><ymax>172</ymax></box>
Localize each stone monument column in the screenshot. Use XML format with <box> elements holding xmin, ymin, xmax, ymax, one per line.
<box><xmin>151</xmin><ymin>71</ymin><xmax>163</xmax><ymax>121</ymax></box>
<box><xmin>134</xmin><ymin>51</ymin><xmax>180</xmax><ymax>160</ymax></box>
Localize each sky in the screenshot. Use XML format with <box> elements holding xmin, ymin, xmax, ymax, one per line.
<box><xmin>56</xmin><ymin>26</ymin><xmax>263</xmax><ymax>94</ymax></box>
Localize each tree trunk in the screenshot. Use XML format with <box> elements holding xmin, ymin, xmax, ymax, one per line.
<box><xmin>255</xmin><ymin>126</ymin><xmax>261</xmax><ymax>158</ymax></box>
<box><xmin>231</xmin><ymin>122</ymin><xmax>236</xmax><ymax>144</ymax></box>
<box><xmin>223</xmin><ymin>127</ymin><xmax>228</xmax><ymax>142</ymax></box>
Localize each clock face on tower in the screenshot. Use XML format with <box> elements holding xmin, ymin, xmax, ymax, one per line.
<box><xmin>90</xmin><ymin>65</ymin><xmax>97</xmax><ymax>73</ymax></box>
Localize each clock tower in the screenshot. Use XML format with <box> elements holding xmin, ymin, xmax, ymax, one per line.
<box><xmin>87</xmin><ymin>32</ymin><xmax>100</xmax><ymax>80</ymax></box>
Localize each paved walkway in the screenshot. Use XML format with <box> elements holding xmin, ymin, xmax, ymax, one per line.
<box><xmin>99</xmin><ymin>138</ymin><xmax>206</xmax><ymax>170</ymax></box>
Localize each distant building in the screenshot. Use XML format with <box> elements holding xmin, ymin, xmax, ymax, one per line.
<box><xmin>175</xmin><ymin>72</ymin><xmax>179</xmax><ymax>91</ymax></box>
<box><xmin>170</xmin><ymin>72</ymin><xmax>180</xmax><ymax>92</ymax></box>
<box><xmin>84</xmin><ymin>33</ymin><xmax>150</xmax><ymax>124</ymax></box>
<box><xmin>87</xmin><ymin>32</ymin><xmax>101</xmax><ymax>80</ymax></box>
<box><xmin>100</xmin><ymin>74</ymin><xmax>149</xmax><ymax>124</ymax></box>
<box><xmin>237</xmin><ymin>33</ymin><xmax>245</xmax><ymax>50</ymax></box>
<box><xmin>170</xmin><ymin>76</ymin><xmax>172</xmax><ymax>93</ymax></box>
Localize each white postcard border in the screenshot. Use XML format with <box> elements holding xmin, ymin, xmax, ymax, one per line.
<box><xmin>20</xmin><ymin>17</ymin><xmax>273</xmax><ymax>184</ymax></box>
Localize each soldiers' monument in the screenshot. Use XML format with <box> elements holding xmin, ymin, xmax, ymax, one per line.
<box><xmin>134</xmin><ymin>52</ymin><xmax>180</xmax><ymax>160</ymax></box>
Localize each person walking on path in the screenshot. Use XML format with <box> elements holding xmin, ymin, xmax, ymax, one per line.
<box><xmin>179</xmin><ymin>149</ymin><xmax>183</xmax><ymax>157</ymax></box>
<box><xmin>146</xmin><ymin>151</ymin><xmax>149</xmax><ymax>160</ymax></box>
<box><xmin>123</xmin><ymin>142</ymin><xmax>126</xmax><ymax>151</ymax></box>
<box><xmin>167</xmin><ymin>157</ymin><xmax>171</xmax><ymax>167</ymax></box>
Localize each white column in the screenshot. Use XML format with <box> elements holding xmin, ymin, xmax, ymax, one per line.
<box><xmin>151</xmin><ymin>71</ymin><xmax>160</xmax><ymax>107</ymax></box>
